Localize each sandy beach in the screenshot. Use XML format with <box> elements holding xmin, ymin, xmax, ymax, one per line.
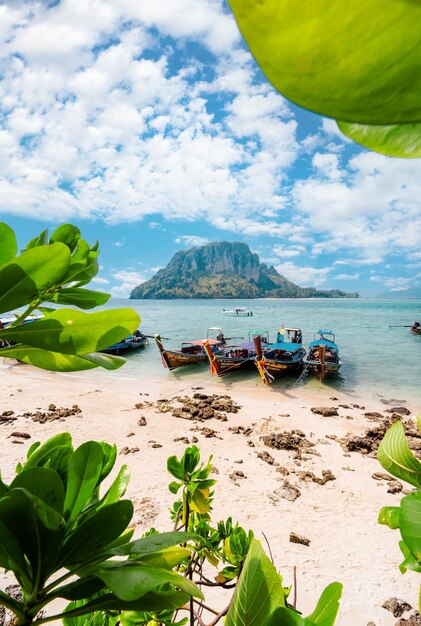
<box><xmin>1</xmin><ymin>360</ymin><xmax>420</xmax><ymax>626</ymax></box>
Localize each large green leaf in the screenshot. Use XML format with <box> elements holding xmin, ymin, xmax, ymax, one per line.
<box><xmin>0</xmin><ymin>509</ymin><xmax>32</xmax><ymax>584</ymax></box>
<box><xmin>225</xmin><ymin>538</ymin><xmax>286</xmax><ymax>626</ymax></box>
<box><xmin>50</xmin><ymin>224</ymin><xmax>81</xmax><ymax>253</ymax></box>
<box><xmin>400</xmin><ymin>492</ymin><xmax>421</xmax><ymax>562</ymax></box>
<box><xmin>100</xmin><ymin>465</ymin><xmax>130</xmax><ymax>508</ymax></box>
<box><xmin>22</xmin><ymin>433</ymin><xmax>73</xmax><ymax>470</ymax></box>
<box><xmin>306</xmin><ymin>583</ymin><xmax>343</xmax><ymax>626</ymax></box>
<box><xmin>378</xmin><ymin>506</ymin><xmax>401</xmax><ymax>530</ymax></box>
<box><xmin>51</xmin><ymin>288</ymin><xmax>110</xmax><ymax>310</ymax></box>
<box><xmin>59</xmin><ymin>501</ymin><xmax>134</xmax><ymax>566</ymax></box>
<box><xmin>11</xmin><ymin>467</ymin><xmax>65</xmax><ymax>514</ymax></box>
<box><xmin>266</xmin><ymin>583</ymin><xmax>342</xmax><ymax>626</ymax></box>
<box><xmin>80</xmin><ymin>352</ymin><xmax>126</xmax><ymax>371</ymax></box>
<box><xmin>64</xmin><ymin>441</ymin><xmax>104</xmax><ymax>524</ymax></box>
<box><xmin>228</xmin><ymin>0</ymin><xmax>421</xmax><ymax>124</ymax></box>
<box><xmin>377</xmin><ymin>421</ymin><xmax>421</xmax><ymax>489</ymax></box>
<box><xmin>0</xmin><ymin>488</ymin><xmax>41</xmax><ymax>579</ymax></box>
<box><xmin>0</xmin><ymin>222</ymin><xmax>17</xmax><ymax>267</ymax></box>
<box><xmin>0</xmin><ymin>308</ymin><xmax>140</xmax><ymax>354</ymax></box>
<box><xmin>135</xmin><ymin>547</ymin><xmax>191</xmax><ymax>569</ymax></box>
<box><xmin>90</xmin><ymin>561</ymin><xmax>203</xmax><ymax>601</ymax></box>
<box><xmin>0</xmin><ymin>243</ymin><xmax>71</xmax><ymax>314</ymax></box>
<box><xmin>0</xmin><ymin>345</ymin><xmax>100</xmax><ymax>372</ymax></box>
<box><xmin>25</xmin><ymin>229</ymin><xmax>49</xmax><ymax>250</ymax></box>
<box><xmin>338</xmin><ymin>121</ymin><xmax>421</xmax><ymax>158</ymax></box>
<box><xmin>62</xmin><ymin>589</ymin><xmax>191</xmax><ymax>617</ymax></box>
<box><xmin>111</xmin><ymin>532</ymin><xmax>198</xmax><ymax>557</ymax></box>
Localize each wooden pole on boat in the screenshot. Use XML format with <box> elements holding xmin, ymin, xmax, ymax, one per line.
<box><xmin>319</xmin><ymin>344</ymin><xmax>326</xmax><ymax>383</ymax></box>
<box><xmin>253</xmin><ymin>334</ymin><xmax>273</xmax><ymax>385</ymax></box>
<box><xmin>203</xmin><ymin>340</ymin><xmax>220</xmax><ymax>376</ymax></box>
<box><xmin>154</xmin><ymin>334</ymin><xmax>170</xmax><ymax>369</ymax></box>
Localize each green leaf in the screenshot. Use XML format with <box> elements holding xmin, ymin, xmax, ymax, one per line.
<box><xmin>306</xmin><ymin>582</ymin><xmax>343</xmax><ymax>626</ymax></box>
<box><xmin>50</xmin><ymin>224</ymin><xmax>81</xmax><ymax>252</ymax></box>
<box><xmin>100</xmin><ymin>465</ymin><xmax>130</xmax><ymax>508</ymax></box>
<box><xmin>53</xmin><ymin>576</ymin><xmax>106</xmax><ymax>601</ymax></box>
<box><xmin>0</xmin><ymin>222</ymin><xmax>17</xmax><ymax>267</ymax></box>
<box><xmin>378</xmin><ymin>506</ymin><xmax>401</xmax><ymax>530</ymax></box>
<box><xmin>0</xmin><ymin>505</ymin><xmax>32</xmax><ymax>584</ymax></box>
<box><xmin>24</xmin><ymin>432</ymin><xmax>72</xmax><ymax>466</ymax></box>
<box><xmin>62</xmin><ymin>589</ymin><xmax>191</xmax><ymax>617</ymax></box>
<box><xmin>11</xmin><ymin>467</ymin><xmax>65</xmax><ymax>514</ymax></box>
<box><xmin>167</xmin><ymin>457</ymin><xmax>184</xmax><ymax>481</ymax></box>
<box><xmin>227</xmin><ymin>0</ymin><xmax>421</xmax><ymax>125</ymax></box>
<box><xmin>0</xmin><ymin>345</ymin><xmax>101</xmax><ymax>372</ymax></box>
<box><xmin>25</xmin><ymin>229</ymin><xmax>49</xmax><ymax>250</ymax></box>
<box><xmin>400</xmin><ymin>492</ymin><xmax>421</xmax><ymax>562</ymax></box>
<box><xmin>111</xmin><ymin>532</ymin><xmax>198</xmax><ymax>557</ymax></box>
<box><xmin>377</xmin><ymin>421</ymin><xmax>421</xmax><ymax>489</ymax></box>
<box><xmin>0</xmin><ymin>308</ymin><xmax>140</xmax><ymax>354</ymax></box>
<box><xmin>64</xmin><ymin>441</ymin><xmax>104</xmax><ymax>524</ymax></box>
<box><xmin>0</xmin><ymin>243</ymin><xmax>71</xmax><ymax>314</ymax></box>
<box><xmin>90</xmin><ymin>561</ymin><xmax>203</xmax><ymax>602</ymax></box>
<box><xmin>59</xmin><ymin>501</ymin><xmax>134</xmax><ymax>566</ymax></box>
<box><xmin>0</xmin><ymin>488</ymin><xmax>41</xmax><ymax>579</ymax></box>
<box><xmin>51</xmin><ymin>288</ymin><xmax>111</xmax><ymax>310</ymax></box>
<box><xmin>225</xmin><ymin>538</ymin><xmax>286</xmax><ymax>626</ymax></box>
<box><xmin>399</xmin><ymin>540</ymin><xmax>421</xmax><ymax>574</ymax></box>
<box><xmin>135</xmin><ymin>547</ymin><xmax>191</xmax><ymax>569</ymax></box>
<box><xmin>338</xmin><ymin>121</ymin><xmax>421</xmax><ymax>158</ymax></box>
<box><xmin>80</xmin><ymin>352</ymin><xmax>126</xmax><ymax>371</ymax></box>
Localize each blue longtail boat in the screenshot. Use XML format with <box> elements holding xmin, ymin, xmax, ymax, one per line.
<box><xmin>253</xmin><ymin>326</ymin><xmax>306</xmax><ymax>384</ymax></box>
<box><xmin>303</xmin><ymin>330</ymin><xmax>342</xmax><ymax>382</ymax></box>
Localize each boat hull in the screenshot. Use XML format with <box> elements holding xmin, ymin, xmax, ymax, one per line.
<box><xmin>211</xmin><ymin>357</ymin><xmax>255</xmax><ymax>377</ymax></box>
<box><xmin>101</xmin><ymin>337</ymin><xmax>148</xmax><ymax>355</ymax></box>
<box><xmin>260</xmin><ymin>359</ymin><xmax>303</xmax><ymax>378</ymax></box>
<box><xmin>411</xmin><ymin>327</ymin><xmax>421</xmax><ymax>335</ymax></box>
<box><xmin>304</xmin><ymin>360</ymin><xmax>342</xmax><ymax>383</ymax></box>
<box><xmin>160</xmin><ymin>350</ymin><xmax>208</xmax><ymax>370</ymax></box>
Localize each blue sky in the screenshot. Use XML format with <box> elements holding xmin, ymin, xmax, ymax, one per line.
<box><xmin>1</xmin><ymin>0</ymin><xmax>420</xmax><ymax>297</ymax></box>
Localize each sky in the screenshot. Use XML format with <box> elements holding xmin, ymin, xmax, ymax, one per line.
<box><xmin>0</xmin><ymin>0</ymin><xmax>420</xmax><ymax>298</ymax></box>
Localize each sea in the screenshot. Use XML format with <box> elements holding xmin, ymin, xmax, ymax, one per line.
<box><xmin>98</xmin><ymin>298</ymin><xmax>421</xmax><ymax>407</ymax></box>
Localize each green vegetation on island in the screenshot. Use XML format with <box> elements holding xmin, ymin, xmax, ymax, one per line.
<box><xmin>130</xmin><ymin>242</ymin><xmax>358</xmax><ymax>300</ymax></box>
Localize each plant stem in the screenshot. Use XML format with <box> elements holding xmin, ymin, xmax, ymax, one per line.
<box><xmin>9</xmin><ymin>303</ymin><xmax>38</xmax><ymax>327</ymax></box>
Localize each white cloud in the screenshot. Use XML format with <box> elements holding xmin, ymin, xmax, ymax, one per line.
<box><xmin>272</xmin><ymin>243</ymin><xmax>304</xmax><ymax>259</ymax></box>
<box><xmin>175</xmin><ymin>235</ymin><xmax>209</xmax><ymax>247</ymax></box>
<box><xmin>0</xmin><ymin>0</ymin><xmax>301</xmax><ymax>233</ymax></box>
<box><xmin>276</xmin><ymin>261</ymin><xmax>332</xmax><ymax>287</ymax></box>
<box><xmin>334</xmin><ymin>273</ymin><xmax>360</xmax><ymax>280</ymax></box>
<box><xmin>92</xmin><ymin>276</ymin><xmax>110</xmax><ymax>285</ymax></box>
<box><xmin>110</xmin><ymin>269</ymin><xmax>148</xmax><ymax>297</ymax></box>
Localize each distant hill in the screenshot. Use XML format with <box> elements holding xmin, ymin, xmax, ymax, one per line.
<box><xmin>130</xmin><ymin>241</ymin><xmax>359</xmax><ymax>299</ymax></box>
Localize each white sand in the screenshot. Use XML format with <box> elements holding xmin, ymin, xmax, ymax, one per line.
<box><xmin>1</xmin><ymin>360</ymin><xmax>420</xmax><ymax>625</ymax></box>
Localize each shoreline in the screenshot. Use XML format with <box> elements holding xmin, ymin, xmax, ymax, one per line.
<box><xmin>1</xmin><ymin>361</ymin><xmax>420</xmax><ymax>625</ymax></box>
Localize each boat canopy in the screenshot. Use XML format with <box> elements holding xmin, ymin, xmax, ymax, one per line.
<box><xmin>309</xmin><ymin>339</ymin><xmax>338</xmax><ymax>350</ymax></box>
<box><xmin>182</xmin><ymin>339</ymin><xmax>220</xmax><ymax>346</ymax></box>
<box><xmin>267</xmin><ymin>342</ymin><xmax>302</xmax><ymax>352</ymax></box>
<box><xmin>318</xmin><ymin>329</ymin><xmax>334</xmax><ymax>335</ymax></box>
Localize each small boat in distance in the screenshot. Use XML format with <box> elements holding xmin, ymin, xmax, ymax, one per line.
<box><xmin>204</xmin><ymin>330</ymin><xmax>268</xmax><ymax>377</ymax></box>
<box><xmin>222</xmin><ymin>307</ymin><xmax>253</xmax><ymax>317</ymax></box>
<box><xmin>254</xmin><ymin>327</ymin><xmax>306</xmax><ymax>384</ymax></box>
<box><xmin>411</xmin><ymin>322</ymin><xmax>421</xmax><ymax>335</ymax></box>
<box><xmin>304</xmin><ymin>330</ymin><xmax>342</xmax><ymax>383</ymax></box>
<box><xmin>101</xmin><ymin>330</ymin><xmax>149</xmax><ymax>355</ymax></box>
<box><xmin>155</xmin><ymin>328</ymin><xmax>227</xmax><ymax>370</ymax></box>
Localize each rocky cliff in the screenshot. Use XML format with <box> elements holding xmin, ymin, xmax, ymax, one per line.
<box><xmin>130</xmin><ymin>241</ymin><xmax>359</xmax><ymax>299</ymax></box>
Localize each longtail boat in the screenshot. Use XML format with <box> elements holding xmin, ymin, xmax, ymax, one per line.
<box><xmin>155</xmin><ymin>328</ymin><xmax>226</xmax><ymax>370</ymax></box>
<box><xmin>411</xmin><ymin>322</ymin><xmax>421</xmax><ymax>335</ymax></box>
<box><xmin>254</xmin><ymin>327</ymin><xmax>306</xmax><ymax>384</ymax></box>
<box><xmin>303</xmin><ymin>330</ymin><xmax>342</xmax><ymax>382</ymax></box>
<box><xmin>203</xmin><ymin>331</ymin><xmax>268</xmax><ymax>377</ymax></box>
<box><xmin>222</xmin><ymin>307</ymin><xmax>253</xmax><ymax>317</ymax></box>
<box><xmin>101</xmin><ymin>330</ymin><xmax>149</xmax><ymax>355</ymax></box>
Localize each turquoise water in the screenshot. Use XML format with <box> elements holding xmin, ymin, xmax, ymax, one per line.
<box><xmin>103</xmin><ymin>298</ymin><xmax>421</xmax><ymax>404</ymax></box>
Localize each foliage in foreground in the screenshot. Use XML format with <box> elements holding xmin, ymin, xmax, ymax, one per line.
<box><xmin>0</xmin><ymin>222</ymin><xmax>139</xmax><ymax>372</ymax></box>
<box><xmin>378</xmin><ymin>415</ymin><xmax>421</xmax><ymax>611</ymax></box>
<box><xmin>227</xmin><ymin>0</ymin><xmax>421</xmax><ymax>158</ymax></box>
<box><xmin>63</xmin><ymin>444</ymin><xmax>342</xmax><ymax>626</ymax></box>
<box><xmin>0</xmin><ymin>433</ymin><xmax>202</xmax><ymax>626</ymax></box>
